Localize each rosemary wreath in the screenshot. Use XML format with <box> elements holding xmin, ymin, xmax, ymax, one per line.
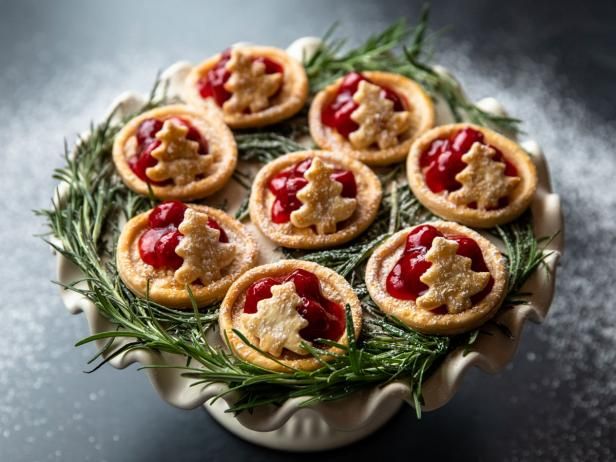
<box><xmin>40</xmin><ymin>7</ymin><xmax>551</xmax><ymax>416</ymax></box>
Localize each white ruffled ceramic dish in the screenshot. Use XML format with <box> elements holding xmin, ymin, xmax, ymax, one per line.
<box><xmin>54</xmin><ymin>38</ymin><xmax>564</xmax><ymax>451</ymax></box>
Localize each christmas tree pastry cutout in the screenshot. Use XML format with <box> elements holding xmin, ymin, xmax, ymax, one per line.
<box><xmin>146</xmin><ymin>120</ymin><xmax>213</xmax><ymax>186</ymax></box>
<box><xmin>349</xmin><ymin>80</ymin><xmax>412</xmax><ymax>149</ymax></box>
<box><xmin>290</xmin><ymin>157</ymin><xmax>357</xmax><ymax>234</ymax></box>
<box><xmin>240</xmin><ymin>281</ymin><xmax>309</xmax><ymax>357</ymax></box>
<box><xmin>174</xmin><ymin>208</ymin><xmax>236</xmax><ymax>285</ymax></box>
<box><xmin>449</xmin><ymin>142</ymin><xmax>520</xmax><ymax>210</ymax></box>
<box><xmin>223</xmin><ymin>49</ymin><xmax>283</xmax><ymax>114</ymax></box>
<box><xmin>416</xmin><ymin>237</ymin><xmax>490</xmax><ymax>314</ymax></box>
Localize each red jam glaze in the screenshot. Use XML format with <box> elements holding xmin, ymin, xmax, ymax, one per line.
<box><xmin>243</xmin><ymin>269</ymin><xmax>346</xmax><ymax>343</ymax></box>
<box><xmin>138</xmin><ymin>201</ymin><xmax>228</xmax><ymax>271</ymax></box>
<box><xmin>420</xmin><ymin>128</ymin><xmax>519</xmax><ymax>200</ymax></box>
<box><xmin>197</xmin><ymin>49</ymin><xmax>284</xmax><ymax>107</ymax></box>
<box><xmin>128</xmin><ymin>117</ymin><xmax>209</xmax><ymax>184</ymax></box>
<box><xmin>267</xmin><ymin>158</ymin><xmax>357</xmax><ymax>224</ymax></box>
<box><xmin>321</xmin><ymin>71</ymin><xmax>406</xmax><ymax>138</ymax></box>
<box><xmin>385</xmin><ymin>225</ymin><xmax>494</xmax><ymax>313</ymax></box>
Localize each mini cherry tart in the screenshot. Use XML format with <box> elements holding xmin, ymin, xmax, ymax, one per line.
<box><xmin>309</xmin><ymin>71</ymin><xmax>435</xmax><ymax>166</ymax></box>
<box><xmin>365</xmin><ymin>221</ymin><xmax>507</xmax><ymax>335</ymax></box>
<box><xmin>219</xmin><ymin>260</ymin><xmax>362</xmax><ymax>372</ymax></box>
<box><xmin>184</xmin><ymin>46</ymin><xmax>308</xmax><ymax>129</ymax></box>
<box><xmin>117</xmin><ymin>202</ymin><xmax>257</xmax><ymax>309</ymax></box>
<box><xmin>407</xmin><ymin>123</ymin><xmax>538</xmax><ymax>228</ymax></box>
<box><xmin>113</xmin><ymin>104</ymin><xmax>237</xmax><ymax>201</ymax></box>
<box><xmin>249</xmin><ymin>150</ymin><xmax>382</xmax><ymax>249</ymax></box>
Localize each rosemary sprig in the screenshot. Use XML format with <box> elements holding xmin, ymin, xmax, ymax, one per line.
<box><xmin>39</xmin><ymin>81</ymin><xmax>219</xmax><ymax>356</ymax></box>
<box><xmin>401</xmin><ymin>47</ymin><xmax>521</xmax><ymax>134</ymax></box>
<box><xmin>305</xmin><ymin>19</ymin><xmax>412</xmax><ymax>93</ymax></box>
<box><xmin>234</xmin><ymin>195</ymin><xmax>250</xmax><ymax>221</ymax></box>
<box><xmin>40</xmin><ymin>13</ymin><xmax>551</xmax><ymax>416</ymax></box>
<box><xmin>496</xmin><ymin>215</ymin><xmax>555</xmax><ymax>302</ymax></box>
<box><xmin>306</xmin><ymin>5</ymin><xmax>520</xmax><ymax>134</ymax></box>
<box><xmin>297</xmin><ymin>235</ymin><xmax>389</xmax><ymax>278</ymax></box>
<box><xmin>177</xmin><ymin>304</ymin><xmax>448</xmax><ymax>415</ymax></box>
<box><xmin>40</xmin><ymin>80</ymin><xmax>451</xmax><ymax>414</ymax></box>
<box><xmin>235</xmin><ymin>132</ymin><xmax>305</xmax><ymax>163</ymax></box>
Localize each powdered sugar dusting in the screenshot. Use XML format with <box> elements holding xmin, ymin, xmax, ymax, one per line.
<box><xmin>0</xmin><ymin>52</ymin><xmax>165</xmax><ymax>460</ymax></box>
<box><xmin>437</xmin><ymin>44</ymin><xmax>616</xmax><ymax>460</ymax></box>
<box><xmin>0</xmin><ymin>37</ymin><xmax>614</xmax><ymax>461</ymax></box>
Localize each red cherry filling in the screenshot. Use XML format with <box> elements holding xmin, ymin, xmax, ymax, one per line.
<box><xmin>128</xmin><ymin>140</ymin><xmax>163</xmax><ymax>184</ymax></box>
<box><xmin>148</xmin><ymin>200</ymin><xmax>188</xmax><ymax>228</ymax></box>
<box><xmin>321</xmin><ymin>71</ymin><xmax>406</xmax><ymax>138</ymax></box>
<box><xmin>420</xmin><ymin>128</ymin><xmax>518</xmax><ymax>203</ymax></box>
<box><xmin>138</xmin><ymin>201</ymin><xmax>228</xmax><ymax>271</ymax></box>
<box><xmin>128</xmin><ymin>117</ymin><xmax>209</xmax><ymax>184</ymax></box>
<box><xmin>197</xmin><ymin>48</ymin><xmax>284</xmax><ymax>107</ymax></box>
<box><xmin>243</xmin><ymin>269</ymin><xmax>345</xmax><ymax>343</ymax></box>
<box><xmin>385</xmin><ymin>225</ymin><xmax>493</xmax><ymax>313</ymax></box>
<box><xmin>139</xmin><ymin>227</ymin><xmax>181</xmax><ymax>269</ymax></box>
<box><xmin>136</xmin><ymin>118</ymin><xmax>163</xmax><ymax>145</ymax></box>
<box><xmin>267</xmin><ymin>158</ymin><xmax>357</xmax><ymax>224</ymax></box>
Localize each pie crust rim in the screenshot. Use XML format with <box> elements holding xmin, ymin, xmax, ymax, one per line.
<box><xmin>309</xmin><ymin>71</ymin><xmax>435</xmax><ymax>166</ymax></box>
<box><xmin>406</xmin><ymin>123</ymin><xmax>538</xmax><ymax>228</ymax></box>
<box><xmin>184</xmin><ymin>46</ymin><xmax>309</xmax><ymax>129</ymax></box>
<box><xmin>112</xmin><ymin>104</ymin><xmax>237</xmax><ymax>201</ymax></box>
<box><xmin>219</xmin><ymin>260</ymin><xmax>362</xmax><ymax>372</ymax></box>
<box><xmin>364</xmin><ymin>220</ymin><xmax>507</xmax><ymax>335</ymax></box>
<box><xmin>249</xmin><ymin>150</ymin><xmax>383</xmax><ymax>249</ymax></box>
<box><xmin>116</xmin><ymin>204</ymin><xmax>258</xmax><ymax>309</ymax></box>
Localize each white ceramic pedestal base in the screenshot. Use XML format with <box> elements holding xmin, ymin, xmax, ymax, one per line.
<box><xmin>204</xmin><ymin>398</ymin><xmax>403</xmax><ymax>452</ymax></box>
<box><xmin>54</xmin><ymin>41</ymin><xmax>563</xmax><ymax>452</ymax></box>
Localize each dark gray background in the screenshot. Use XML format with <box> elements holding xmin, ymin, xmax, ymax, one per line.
<box><xmin>2</xmin><ymin>0</ymin><xmax>615</xmax><ymax>461</ymax></box>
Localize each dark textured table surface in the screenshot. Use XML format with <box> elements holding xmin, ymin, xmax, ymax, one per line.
<box><xmin>2</xmin><ymin>1</ymin><xmax>615</xmax><ymax>461</ymax></box>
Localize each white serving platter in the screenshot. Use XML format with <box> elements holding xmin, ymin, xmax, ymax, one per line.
<box><xmin>54</xmin><ymin>38</ymin><xmax>564</xmax><ymax>451</ymax></box>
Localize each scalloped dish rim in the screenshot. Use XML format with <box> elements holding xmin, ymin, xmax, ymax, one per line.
<box><xmin>53</xmin><ymin>44</ymin><xmax>564</xmax><ymax>435</ymax></box>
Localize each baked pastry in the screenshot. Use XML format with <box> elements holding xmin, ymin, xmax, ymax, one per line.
<box><xmin>219</xmin><ymin>260</ymin><xmax>362</xmax><ymax>371</ymax></box>
<box><xmin>309</xmin><ymin>71</ymin><xmax>434</xmax><ymax>166</ymax></box>
<box><xmin>407</xmin><ymin>123</ymin><xmax>537</xmax><ymax>228</ymax></box>
<box><xmin>113</xmin><ymin>104</ymin><xmax>237</xmax><ymax>201</ymax></box>
<box><xmin>117</xmin><ymin>201</ymin><xmax>257</xmax><ymax>308</ymax></box>
<box><xmin>365</xmin><ymin>221</ymin><xmax>507</xmax><ymax>335</ymax></box>
<box><xmin>184</xmin><ymin>46</ymin><xmax>308</xmax><ymax>129</ymax></box>
<box><xmin>249</xmin><ymin>150</ymin><xmax>382</xmax><ymax>249</ymax></box>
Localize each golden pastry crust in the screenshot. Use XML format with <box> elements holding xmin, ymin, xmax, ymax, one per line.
<box><xmin>407</xmin><ymin>123</ymin><xmax>537</xmax><ymax>228</ymax></box>
<box><xmin>116</xmin><ymin>204</ymin><xmax>257</xmax><ymax>309</ymax></box>
<box><xmin>112</xmin><ymin>104</ymin><xmax>237</xmax><ymax>201</ymax></box>
<box><xmin>249</xmin><ymin>150</ymin><xmax>382</xmax><ymax>249</ymax></box>
<box><xmin>184</xmin><ymin>46</ymin><xmax>308</xmax><ymax>129</ymax></box>
<box><xmin>309</xmin><ymin>71</ymin><xmax>435</xmax><ymax>166</ymax></box>
<box><xmin>365</xmin><ymin>221</ymin><xmax>507</xmax><ymax>335</ymax></box>
<box><xmin>219</xmin><ymin>260</ymin><xmax>362</xmax><ymax>372</ymax></box>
